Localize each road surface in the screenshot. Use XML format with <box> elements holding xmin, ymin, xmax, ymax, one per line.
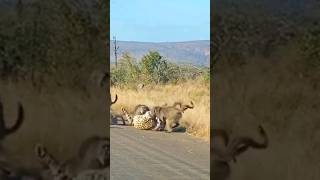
<box><xmin>110</xmin><ymin>125</ymin><xmax>210</xmax><ymax>180</ymax></box>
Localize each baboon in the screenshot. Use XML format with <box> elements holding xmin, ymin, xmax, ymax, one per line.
<box><xmin>60</xmin><ymin>136</ymin><xmax>109</xmax><ymax>176</ymax></box>
<box><xmin>35</xmin><ymin>142</ymin><xmax>109</xmax><ymax>180</ymax></box>
<box><xmin>169</xmin><ymin>101</ymin><xmax>194</xmax><ymax>113</ymax></box>
<box><xmin>0</xmin><ymin>99</ymin><xmax>24</xmax><ymax>142</ymax></box>
<box><xmin>178</xmin><ymin>101</ymin><xmax>194</xmax><ymax>112</ymax></box>
<box><xmin>132</xmin><ymin>104</ymin><xmax>150</xmax><ymax>115</ymax></box>
<box><xmin>151</xmin><ymin>106</ymin><xmax>181</xmax><ymax>132</ymax></box>
<box><xmin>151</xmin><ymin>101</ymin><xmax>194</xmax><ymax>132</ymax></box>
<box><xmin>212</xmin><ymin>125</ymin><xmax>269</xmax><ymax>180</ymax></box>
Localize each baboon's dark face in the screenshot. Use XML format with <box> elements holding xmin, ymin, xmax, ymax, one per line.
<box><xmin>181</xmin><ymin>102</ymin><xmax>194</xmax><ymax>112</ymax></box>
<box><xmin>135</xmin><ymin>105</ymin><xmax>150</xmax><ymax>115</ymax></box>
<box><xmin>151</xmin><ymin>107</ymin><xmax>161</xmax><ymax>118</ymax></box>
<box><xmin>148</xmin><ymin>107</ymin><xmax>156</xmax><ymax>118</ymax></box>
<box><xmin>98</xmin><ymin>72</ymin><xmax>109</xmax><ymax>88</ymax></box>
<box><xmin>97</xmin><ymin>139</ymin><xmax>110</xmax><ymax>167</ymax></box>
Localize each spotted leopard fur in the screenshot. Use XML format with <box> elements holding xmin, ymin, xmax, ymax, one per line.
<box><xmin>35</xmin><ymin>144</ymin><xmax>72</xmax><ymax>180</ymax></box>
<box><xmin>35</xmin><ymin>144</ymin><xmax>109</xmax><ymax>180</ymax></box>
<box><xmin>121</xmin><ymin>107</ymin><xmax>156</xmax><ymax>130</ymax></box>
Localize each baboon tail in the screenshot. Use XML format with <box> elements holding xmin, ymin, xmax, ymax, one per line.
<box><xmin>111</xmin><ymin>94</ymin><xmax>118</xmax><ymax>105</ymax></box>
<box><xmin>188</xmin><ymin>101</ymin><xmax>194</xmax><ymax>109</ymax></box>
<box><xmin>229</xmin><ymin>125</ymin><xmax>269</xmax><ymax>161</ymax></box>
<box><xmin>5</xmin><ymin>102</ymin><xmax>24</xmax><ymax>136</ymax></box>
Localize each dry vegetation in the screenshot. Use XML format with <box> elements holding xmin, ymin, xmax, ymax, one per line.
<box><xmin>212</xmin><ymin>1</ymin><xmax>320</xmax><ymax>178</ymax></box>
<box><xmin>0</xmin><ymin>0</ymin><xmax>109</xmax><ymax>175</ymax></box>
<box><xmin>111</xmin><ymin>78</ymin><xmax>210</xmax><ymax>140</ymax></box>
<box><xmin>213</xmin><ymin>50</ymin><xmax>320</xmax><ymax>179</ymax></box>
<box><xmin>0</xmin><ymin>80</ymin><xmax>107</xmax><ymax>169</ymax></box>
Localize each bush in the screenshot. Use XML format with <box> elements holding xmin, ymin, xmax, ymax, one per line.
<box><xmin>111</xmin><ymin>52</ymin><xmax>140</xmax><ymax>87</ymax></box>
<box><xmin>111</xmin><ymin>51</ymin><xmax>209</xmax><ymax>88</ymax></box>
<box><xmin>140</xmin><ymin>51</ymin><xmax>170</xmax><ymax>84</ymax></box>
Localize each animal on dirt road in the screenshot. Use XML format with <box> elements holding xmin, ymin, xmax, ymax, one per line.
<box><xmin>35</xmin><ymin>136</ymin><xmax>109</xmax><ymax>180</ymax></box>
<box><xmin>35</xmin><ymin>140</ymin><xmax>109</xmax><ymax>180</ymax></box>
<box><xmin>151</xmin><ymin>101</ymin><xmax>194</xmax><ymax>133</ymax></box>
<box><xmin>110</xmin><ymin>94</ymin><xmax>125</xmax><ymax>125</ymax></box>
<box><xmin>61</xmin><ymin>136</ymin><xmax>110</xmax><ymax>176</ymax></box>
<box><xmin>35</xmin><ymin>143</ymin><xmax>72</xmax><ymax>180</ymax></box>
<box><xmin>121</xmin><ymin>107</ymin><xmax>157</xmax><ymax>130</ymax></box>
<box><xmin>132</xmin><ymin>104</ymin><xmax>150</xmax><ymax>115</ymax></box>
<box><xmin>211</xmin><ymin>125</ymin><xmax>269</xmax><ymax>180</ymax></box>
<box><xmin>112</xmin><ymin>104</ymin><xmax>150</xmax><ymax>126</ymax></box>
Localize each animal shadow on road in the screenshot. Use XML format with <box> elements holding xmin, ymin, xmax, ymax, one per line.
<box><xmin>171</xmin><ymin>126</ymin><xmax>187</xmax><ymax>133</ymax></box>
<box><xmin>110</xmin><ymin>126</ymin><xmax>125</xmax><ymax>129</ymax></box>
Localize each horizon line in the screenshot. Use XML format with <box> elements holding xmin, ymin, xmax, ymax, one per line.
<box><xmin>109</xmin><ymin>39</ymin><xmax>210</xmax><ymax>43</ymax></box>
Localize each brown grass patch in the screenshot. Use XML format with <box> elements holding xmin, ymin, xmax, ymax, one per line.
<box><xmin>111</xmin><ymin>79</ymin><xmax>210</xmax><ymax>140</ymax></box>
<box><xmin>0</xmin><ymin>80</ymin><xmax>108</xmax><ymax>168</ymax></box>
<box><xmin>214</xmin><ymin>51</ymin><xmax>320</xmax><ymax>179</ymax></box>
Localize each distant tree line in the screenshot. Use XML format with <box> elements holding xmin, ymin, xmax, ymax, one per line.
<box><xmin>111</xmin><ymin>51</ymin><xmax>209</xmax><ymax>88</ymax></box>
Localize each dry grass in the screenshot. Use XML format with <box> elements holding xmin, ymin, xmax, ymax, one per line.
<box><xmin>214</xmin><ymin>50</ymin><xmax>320</xmax><ymax>179</ymax></box>
<box><xmin>0</xmin><ymin>80</ymin><xmax>108</xmax><ymax>168</ymax></box>
<box><xmin>111</xmin><ymin>79</ymin><xmax>210</xmax><ymax>140</ymax></box>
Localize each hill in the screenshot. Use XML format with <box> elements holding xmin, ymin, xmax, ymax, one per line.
<box><xmin>110</xmin><ymin>40</ymin><xmax>210</xmax><ymax>67</ymax></box>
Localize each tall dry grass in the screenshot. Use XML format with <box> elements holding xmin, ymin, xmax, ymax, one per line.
<box><xmin>111</xmin><ymin>79</ymin><xmax>210</xmax><ymax>140</ymax></box>
<box><xmin>0</xmin><ymin>80</ymin><xmax>108</xmax><ymax>168</ymax></box>
<box><xmin>213</xmin><ymin>49</ymin><xmax>320</xmax><ymax>179</ymax></box>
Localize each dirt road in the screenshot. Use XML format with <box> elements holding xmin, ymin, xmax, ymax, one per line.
<box><xmin>110</xmin><ymin>125</ymin><xmax>210</xmax><ymax>180</ymax></box>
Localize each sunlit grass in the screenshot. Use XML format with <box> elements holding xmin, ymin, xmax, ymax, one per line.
<box><xmin>111</xmin><ymin>78</ymin><xmax>210</xmax><ymax>140</ymax></box>
<box><xmin>0</xmin><ymin>80</ymin><xmax>107</xmax><ymax>168</ymax></box>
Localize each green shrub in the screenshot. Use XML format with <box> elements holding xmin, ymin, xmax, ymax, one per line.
<box><xmin>111</xmin><ymin>52</ymin><xmax>140</xmax><ymax>86</ymax></box>
<box><xmin>111</xmin><ymin>50</ymin><xmax>209</xmax><ymax>88</ymax></box>
<box><xmin>140</xmin><ymin>51</ymin><xmax>170</xmax><ymax>84</ymax></box>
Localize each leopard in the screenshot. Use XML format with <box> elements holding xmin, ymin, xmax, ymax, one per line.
<box><xmin>121</xmin><ymin>107</ymin><xmax>157</xmax><ymax>130</ymax></box>
<box><xmin>35</xmin><ymin>144</ymin><xmax>109</xmax><ymax>180</ymax></box>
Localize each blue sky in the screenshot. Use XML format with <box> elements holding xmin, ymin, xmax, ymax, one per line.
<box><xmin>110</xmin><ymin>0</ymin><xmax>210</xmax><ymax>42</ymax></box>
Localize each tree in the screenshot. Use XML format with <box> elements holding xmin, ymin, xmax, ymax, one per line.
<box><xmin>140</xmin><ymin>51</ymin><xmax>169</xmax><ymax>84</ymax></box>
